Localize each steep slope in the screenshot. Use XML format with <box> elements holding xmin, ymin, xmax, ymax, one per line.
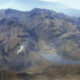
<box><xmin>1</xmin><ymin>64</ymin><xmax>80</xmax><ymax>80</ymax></box>
<box><xmin>0</xmin><ymin>8</ymin><xmax>80</xmax><ymax>73</ymax></box>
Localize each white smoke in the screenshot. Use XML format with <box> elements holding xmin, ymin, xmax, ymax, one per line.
<box><xmin>42</xmin><ymin>53</ymin><xmax>80</xmax><ymax>64</ymax></box>
<box><xmin>17</xmin><ymin>45</ymin><xmax>25</xmax><ymax>54</ymax></box>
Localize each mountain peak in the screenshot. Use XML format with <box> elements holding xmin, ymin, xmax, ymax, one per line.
<box><xmin>30</xmin><ymin>8</ymin><xmax>56</xmax><ymax>15</ymax></box>
<box><xmin>0</xmin><ymin>8</ymin><xmax>22</xmax><ymax>15</ymax></box>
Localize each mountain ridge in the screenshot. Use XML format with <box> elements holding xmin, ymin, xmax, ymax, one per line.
<box><xmin>0</xmin><ymin>8</ymin><xmax>80</xmax><ymax>74</ymax></box>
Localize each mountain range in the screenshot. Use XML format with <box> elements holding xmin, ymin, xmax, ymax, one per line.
<box><xmin>0</xmin><ymin>8</ymin><xmax>80</xmax><ymax>75</ymax></box>
<box><xmin>36</xmin><ymin>2</ymin><xmax>80</xmax><ymax>17</ymax></box>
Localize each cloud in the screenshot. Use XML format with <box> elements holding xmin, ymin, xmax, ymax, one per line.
<box><xmin>0</xmin><ymin>0</ymin><xmax>30</xmax><ymax>11</ymax></box>
<box><xmin>0</xmin><ymin>0</ymin><xmax>80</xmax><ymax>10</ymax></box>
<box><xmin>39</xmin><ymin>0</ymin><xmax>60</xmax><ymax>2</ymax></box>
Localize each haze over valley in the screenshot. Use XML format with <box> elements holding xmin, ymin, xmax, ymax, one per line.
<box><xmin>0</xmin><ymin>0</ymin><xmax>80</xmax><ymax>80</ymax></box>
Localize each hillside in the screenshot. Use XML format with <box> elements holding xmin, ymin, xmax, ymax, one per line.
<box><xmin>1</xmin><ymin>64</ymin><xmax>80</xmax><ymax>80</ymax></box>
<box><xmin>0</xmin><ymin>8</ymin><xmax>80</xmax><ymax>73</ymax></box>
